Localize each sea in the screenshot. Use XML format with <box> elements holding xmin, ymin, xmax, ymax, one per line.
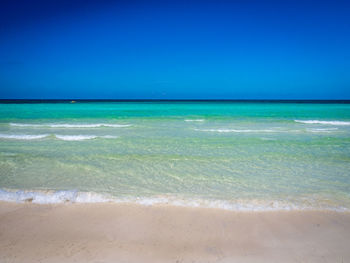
<box><xmin>0</xmin><ymin>101</ymin><xmax>349</xmax><ymax>211</ymax></box>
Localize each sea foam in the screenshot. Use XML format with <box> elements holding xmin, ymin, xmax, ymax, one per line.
<box><xmin>0</xmin><ymin>189</ymin><xmax>112</xmax><ymax>204</ymax></box>
<box><xmin>306</xmin><ymin>128</ymin><xmax>338</xmax><ymax>133</ymax></box>
<box><xmin>194</xmin><ymin>129</ymin><xmax>278</xmax><ymax>133</ymax></box>
<box><xmin>195</xmin><ymin>128</ymin><xmax>339</xmax><ymax>134</ymax></box>
<box><xmin>10</xmin><ymin>123</ymin><xmax>131</xmax><ymax>128</ymax></box>
<box><xmin>184</xmin><ymin>119</ymin><xmax>205</xmax><ymax>122</ymax></box>
<box><xmin>295</xmin><ymin>120</ymin><xmax>350</xmax><ymax>125</ymax></box>
<box><xmin>0</xmin><ymin>133</ymin><xmax>118</xmax><ymax>141</ymax></box>
<box><xmin>0</xmin><ymin>189</ymin><xmax>348</xmax><ymax>212</ymax></box>
<box><xmin>54</xmin><ymin>135</ymin><xmax>118</xmax><ymax>141</ymax></box>
<box><xmin>0</xmin><ymin>134</ymin><xmax>49</xmax><ymax>140</ymax></box>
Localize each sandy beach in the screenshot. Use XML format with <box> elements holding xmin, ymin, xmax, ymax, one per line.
<box><xmin>0</xmin><ymin>202</ymin><xmax>349</xmax><ymax>263</ymax></box>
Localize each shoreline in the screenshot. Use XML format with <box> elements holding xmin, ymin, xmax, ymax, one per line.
<box><xmin>1</xmin><ymin>201</ymin><xmax>350</xmax><ymax>262</ymax></box>
<box><xmin>1</xmin><ymin>189</ymin><xmax>349</xmax><ymax>212</ymax></box>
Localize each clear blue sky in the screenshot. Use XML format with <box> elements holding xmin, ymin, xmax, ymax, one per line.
<box><xmin>0</xmin><ymin>0</ymin><xmax>349</xmax><ymax>99</ymax></box>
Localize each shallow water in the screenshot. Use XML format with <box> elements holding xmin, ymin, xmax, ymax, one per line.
<box><xmin>0</xmin><ymin>102</ymin><xmax>349</xmax><ymax>210</ymax></box>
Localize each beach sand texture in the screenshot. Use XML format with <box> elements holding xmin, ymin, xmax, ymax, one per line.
<box><xmin>1</xmin><ymin>202</ymin><xmax>350</xmax><ymax>263</ymax></box>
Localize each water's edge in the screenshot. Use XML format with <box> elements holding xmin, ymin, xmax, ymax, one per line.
<box><xmin>0</xmin><ymin>188</ymin><xmax>348</xmax><ymax>212</ymax></box>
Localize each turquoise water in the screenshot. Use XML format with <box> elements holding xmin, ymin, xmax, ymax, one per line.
<box><xmin>0</xmin><ymin>102</ymin><xmax>350</xmax><ymax>210</ymax></box>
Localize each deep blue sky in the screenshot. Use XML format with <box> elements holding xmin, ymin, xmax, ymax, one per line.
<box><xmin>0</xmin><ymin>0</ymin><xmax>349</xmax><ymax>99</ymax></box>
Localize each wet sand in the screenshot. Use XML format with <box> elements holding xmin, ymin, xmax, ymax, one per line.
<box><xmin>0</xmin><ymin>202</ymin><xmax>350</xmax><ymax>263</ymax></box>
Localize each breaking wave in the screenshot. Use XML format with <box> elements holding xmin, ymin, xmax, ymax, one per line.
<box><xmin>194</xmin><ymin>129</ymin><xmax>278</xmax><ymax>133</ymax></box>
<box><xmin>0</xmin><ymin>189</ymin><xmax>112</xmax><ymax>204</ymax></box>
<box><xmin>54</xmin><ymin>135</ymin><xmax>118</xmax><ymax>141</ymax></box>
<box><xmin>0</xmin><ymin>133</ymin><xmax>118</xmax><ymax>141</ymax></box>
<box><xmin>306</xmin><ymin>128</ymin><xmax>338</xmax><ymax>133</ymax></box>
<box><xmin>10</xmin><ymin>123</ymin><xmax>131</xmax><ymax>128</ymax></box>
<box><xmin>195</xmin><ymin>127</ymin><xmax>340</xmax><ymax>134</ymax></box>
<box><xmin>0</xmin><ymin>189</ymin><xmax>348</xmax><ymax>212</ymax></box>
<box><xmin>295</xmin><ymin>120</ymin><xmax>350</xmax><ymax>126</ymax></box>
<box><xmin>184</xmin><ymin>119</ymin><xmax>204</xmax><ymax>122</ymax></box>
<box><xmin>0</xmin><ymin>133</ymin><xmax>49</xmax><ymax>140</ymax></box>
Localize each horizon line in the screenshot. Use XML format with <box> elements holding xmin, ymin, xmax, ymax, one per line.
<box><xmin>1</xmin><ymin>99</ymin><xmax>350</xmax><ymax>104</ymax></box>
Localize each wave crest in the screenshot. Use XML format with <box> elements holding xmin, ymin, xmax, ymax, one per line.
<box><xmin>184</xmin><ymin>119</ymin><xmax>204</xmax><ymax>122</ymax></box>
<box><xmin>54</xmin><ymin>135</ymin><xmax>118</xmax><ymax>141</ymax></box>
<box><xmin>0</xmin><ymin>134</ymin><xmax>49</xmax><ymax>140</ymax></box>
<box><xmin>306</xmin><ymin>128</ymin><xmax>338</xmax><ymax>133</ymax></box>
<box><xmin>0</xmin><ymin>133</ymin><xmax>118</xmax><ymax>141</ymax></box>
<box><xmin>10</xmin><ymin>123</ymin><xmax>131</xmax><ymax>128</ymax></box>
<box><xmin>194</xmin><ymin>129</ymin><xmax>277</xmax><ymax>133</ymax></box>
<box><xmin>0</xmin><ymin>189</ymin><xmax>348</xmax><ymax>212</ymax></box>
<box><xmin>0</xmin><ymin>189</ymin><xmax>112</xmax><ymax>204</ymax></box>
<box><xmin>295</xmin><ymin>120</ymin><xmax>350</xmax><ymax>125</ymax></box>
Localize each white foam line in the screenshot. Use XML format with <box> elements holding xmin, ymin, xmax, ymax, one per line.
<box><xmin>0</xmin><ymin>189</ymin><xmax>112</xmax><ymax>204</ymax></box>
<box><xmin>0</xmin><ymin>133</ymin><xmax>118</xmax><ymax>141</ymax></box>
<box><xmin>0</xmin><ymin>189</ymin><xmax>348</xmax><ymax>212</ymax></box>
<box><xmin>9</xmin><ymin>123</ymin><xmax>42</xmax><ymax>127</ymax></box>
<box><xmin>10</xmin><ymin>123</ymin><xmax>131</xmax><ymax>128</ymax></box>
<box><xmin>295</xmin><ymin>120</ymin><xmax>350</xmax><ymax>126</ymax></box>
<box><xmin>50</xmin><ymin>124</ymin><xmax>131</xmax><ymax>128</ymax></box>
<box><xmin>185</xmin><ymin>119</ymin><xmax>205</xmax><ymax>122</ymax></box>
<box><xmin>195</xmin><ymin>128</ymin><xmax>339</xmax><ymax>134</ymax></box>
<box><xmin>306</xmin><ymin>128</ymin><xmax>338</xmax><ymax>133</ymax></box>
<box><xmin>0</xmin><ymin>134</ymin><xmax>49</xmax><ymax>140</ymax></box>
<box><xmin>308</xmin><ymin>128</ymin><xmax>338</xmax><ymax>131</ymax></box>
<box><xmin>54</xmin><ymin>135</ymin><xmax>97</xmax><ymax>141</ymax></box>
<box><xmin>54</xmin><ymin>135</ymin><xmax>118</xmax><ymax>141</ymax></box>
<box><xmin>194</xmin><ymin>129</ymin><xmax>278</xmax><ymax>133</ymax></box>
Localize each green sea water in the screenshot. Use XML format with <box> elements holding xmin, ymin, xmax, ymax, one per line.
<box><xmin>0</xmin><ymin>102</ymin><xmax>349</xmax><ymax>210</ymax></box>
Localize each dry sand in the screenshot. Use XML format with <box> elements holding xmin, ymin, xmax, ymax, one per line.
<box><xmin>0</xmin><ymin>202</ymin><xmax>350</xmax><ymax>263</ymax></box>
